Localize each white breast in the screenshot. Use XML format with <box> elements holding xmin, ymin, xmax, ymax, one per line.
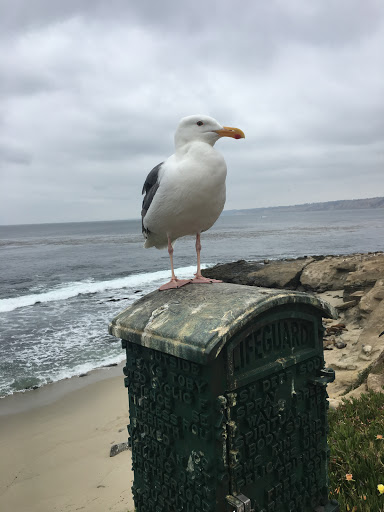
<box><xmin>143</xmin><ymin>141</ymin><xmax>227</xmax><ymax>247</ymax></box>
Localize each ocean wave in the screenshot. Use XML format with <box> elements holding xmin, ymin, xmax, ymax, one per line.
<box><xmin>0</xmin><ymin>265</ymin><xmax>207</xmax><ymax>313</ymax></box>
<box><xmin>0</xmin><ymin>353</ymin><xmax>126</xmax><ymax>398</ymax></box>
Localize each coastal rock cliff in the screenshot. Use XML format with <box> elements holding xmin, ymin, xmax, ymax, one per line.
<box><xmin>202</xmin><ymin>252</ymin><xmax>384</xmax><ymax>403</ymax></box>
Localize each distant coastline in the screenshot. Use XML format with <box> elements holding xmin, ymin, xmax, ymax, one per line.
<box><xmin>1</xmin><ymin>197</ymin><xmax>383</xmax><ymax>226</ymax></box>
<box><xmin>222</xmin><ymin>196</ymin><xmax>384</xmax><ymax>215</ymax></box>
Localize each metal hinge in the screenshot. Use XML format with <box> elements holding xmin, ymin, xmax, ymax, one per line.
<box><xmin>226</xmin><ymin>493</ymin><xmax>254</xmax><ymax>512</ymax></box>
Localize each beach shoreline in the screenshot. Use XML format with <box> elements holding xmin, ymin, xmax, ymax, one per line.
<box><xmin>0</xmin><ymin>362</ymin><xmax>125</xmax><ymax>416</ymax></box>
<box><xmin>0</xmin><ymin>367</ymin><xmax>134</xmax><ymax>512</ymax></box>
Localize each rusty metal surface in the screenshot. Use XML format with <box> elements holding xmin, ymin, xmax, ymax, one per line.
<box><xmin>109</xmin><ymin>283</ymin><xmax>337</xmax><ymax>365</ymax></box>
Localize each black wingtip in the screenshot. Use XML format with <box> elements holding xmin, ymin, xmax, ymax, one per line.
<box><xmin>380</xmin><ymin>331</ymin><xmax>384</xmax><ymax>337</ymax></box>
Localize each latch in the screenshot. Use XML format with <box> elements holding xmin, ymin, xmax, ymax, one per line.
<box><xmin>309</xmin><ymin>367</ymin><xmax>335</xmax><ymax>387</ymax></box>
<box><xmin>226</xmin><ymin>493</ymin><xmax>253</xmax><ymax>512</ymax></box>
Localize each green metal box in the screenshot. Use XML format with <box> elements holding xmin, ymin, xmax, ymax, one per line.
<box><xmin>109</xmin><ymin>283</ymin><xmax>339</xmax><ymax>512</ymax></box>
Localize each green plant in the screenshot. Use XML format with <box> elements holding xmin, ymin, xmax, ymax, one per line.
<box><xmin>328</xmin><ymin>391</ymin><xmax>384</xmax><ymax>511</ymax></box>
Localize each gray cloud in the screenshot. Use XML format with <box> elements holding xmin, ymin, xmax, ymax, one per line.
<box><xmin>0</xmin><ymin>0</ymin><xmax>383</xmax><ymax>224</ymax></box>
<box><xmin>0</xmin><ymin>142</ymin><xmax>31</xmax><ymax>164</ymax></box>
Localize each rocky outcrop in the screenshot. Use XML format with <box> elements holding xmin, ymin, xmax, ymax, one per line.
<box><xmin>203</xmin><ymin>252</ymin><xmax>384</xmax><ymax>295</ymax></box>
<box><xmin>249</xmin><ymin>258</ymin><xmax>315</xmax><ymax>289</ymax></box>
<box><xmin>202</xmin><ymin>252</ymin><xmax>384</xmax><ymax>400</ymax></box>
<box><xmin>300</xmin><ymin>256</ymin><xmax>358</xmax><ymax>292</ymax></box>
<box><xmin>201</xmin><ymin>260</ymin><xmax>263</xmax><ymax>285</ymax></box>
<box><xmin>343</xmin><ymin>257</ymin><xmax>384</xmax><ymax>301</ymax></box>
<box><xmin>359</xmin><ymin>279</ymin><xmax>384</xmax><ymax>316</ymax></box>
<box><xmin>203</xmin><ymin>257</ymin><xmax>314</xmax><ymax>289</ymax></box>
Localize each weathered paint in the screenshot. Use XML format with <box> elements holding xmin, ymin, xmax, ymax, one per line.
<box><xmin>111</xmin><ymin>283</ymin><xmax>339</xmax><ymax>512</ymax></box>
<box><xmin>109</xmin><ymin>283</ymin><xmax>336</xmax><ymax>365</ymax></box>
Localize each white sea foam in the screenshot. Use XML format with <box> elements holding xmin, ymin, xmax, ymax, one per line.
<box><xmin>0</xmin><ymin>353</ymin><xmax>126</xmax><ymax>399</ymax></box>
<box><xmin>0</xmin><ymin>265</ymin><xmax>209</xmax><ymax>313</ymax></box>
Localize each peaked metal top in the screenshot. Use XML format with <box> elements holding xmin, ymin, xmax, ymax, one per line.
<box><xmin>109</xmin><ymin>283</ymin><xmax>337</xmax><ymax>365</ymax></box>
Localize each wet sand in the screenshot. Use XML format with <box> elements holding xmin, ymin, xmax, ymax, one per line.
<box><xmin>0</xmin><ymin>367</ymin><xmax>134</xmax><ymax>512</ymax></box>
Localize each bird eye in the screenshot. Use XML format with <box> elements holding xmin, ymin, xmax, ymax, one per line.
<box><xmin>196</xmin><ymin>121</ymin><xmax>204</xmax><ymax>126</ymax></box>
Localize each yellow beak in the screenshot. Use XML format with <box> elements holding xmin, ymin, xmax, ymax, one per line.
<box><xmin>215</xmin><ymin>126</ymin><xmax>245</xmax><ymax>140</ymax></box>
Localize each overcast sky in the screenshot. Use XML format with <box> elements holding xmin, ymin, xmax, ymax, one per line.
<box><xmin>0</xmin><ymin>0</ymin><xmax>383</xmax><ymax>225</ymax></box>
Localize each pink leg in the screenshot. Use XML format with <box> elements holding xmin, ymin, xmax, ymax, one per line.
<box><xmin>159</xmin><ymin>237</ymin><xmax>191</xmax><ymax>291</ymax></box>
<box><xmin>190</xmin><ymin>233</ymin><xmax>222</xmax><ymax>284</ymax></box>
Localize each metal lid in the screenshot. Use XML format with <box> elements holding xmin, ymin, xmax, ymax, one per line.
<box><xmin>109</xmin><ymin>283</ymin><xmax>337</xmax><ymax>364</ymax></box>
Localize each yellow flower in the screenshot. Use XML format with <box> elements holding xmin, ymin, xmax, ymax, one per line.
<box><xmin>376</xmin><ymin>434</ymin><xmax>383</xmax><ymax>440</ymax></box>
<box><xmin>378</xmin><ymin>484</ymin><xmax>384</xmax><ymax>494</ymax></box>
<box><xmin>346</xmin><ymin>474</ymin><xmax>353</xmax><ymax>481</ymax></box>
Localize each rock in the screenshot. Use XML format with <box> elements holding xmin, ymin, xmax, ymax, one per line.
<box><xmin>343</xmin><ymin>255</ymin><xmax>384</xmax><ymax>300</ymax></box>
<box><xmin>356</xmin><ymin>300</ymin><xmax>384</xmax><ymax>355</ymax></box>
<box><xmin>343</xmin><ymin>383</ymin><xmax>369</xmax><ymax>401</ymax></box>
<box><xmin>335</xmin><ymin>341</ymin><xmax>347</xmax><ymax>349</ymax></box>
<box><xmin>106</xmin><ymin>297</ymin><xmax>130</xmax><ymax>302</ymax></box>
<box><xmin>110</xmin><ymin>441</ymin><xmax>130</xmax><ymax>457</ymax></box>
<box><xmin>300</xmin><ymin>255</ymin><xmax>357</xmax><ymax>292</ymax></box>
<box><xmin>350</xmin><ymin>290</ymin><xmax>365</xmax><ymax>301</ymax></box>
<box><xmin>331</xmin><ymin>362</ymin><xmax>358</xmax><ymax>371</ymax></box>
<box><xmin>336</xmin><ymin>300</ymin><xmax>358</xmax><ymax>311</ymax></box>
<box><xmin>326</xmin><ymin>324</ymin><xmax>347</xmax><ymax>335</ymax></box>
<box><xmin>328</xmin><ymin>398</ymin><xmax>342</xmax><ymax>410</ymax></box>
<box><xmin>359</xmin><ymin>279</ymin><xmax>384</xmax><ymax>316</ymax></box>
<box><xmin>359</xmin><ymin>354</ymin><xmax>372</xmax><ymax>362</ymax></box>
<box><xmin>323</xmin><ymin>336</ymin><xmax>335</xmax><ymax>350</ymax></box>
<box><xmin>248</xmin><ymin>258</ymin><xmax>314</xmax><ymax>289</ymax></box>
<box><xmin>362</xmin><ymin>345</ymin><xmax>372</xmax><ymax>355</ymax></box>
<box><xmin>201</xmin><ymin>260</ymin><xmax>263</xmax><ymax>285</ymax></box>
<box><xmin>372</xmin><ymin>349</ymin><xmax>384</xmax><ymax>369</ymax></box>
<box><xmin>202</xmin><ymin>258</ymin><xmax>313</xmax><ymax>289</ymax></box>
<box><xmin>334</xmin><ymin>260</ymin><xmax>359</xmax><ymax>272</ymax></box>
<box><xmin>367</xmin><ymin>373</ymin><xmax>384</xmax><ymax>393</ymax></box>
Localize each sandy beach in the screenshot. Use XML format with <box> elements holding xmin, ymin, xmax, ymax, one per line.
<box><xmin>0</xmin><ymin>367</ymin><xmax>134</xmax><ymax>512</ymax></box>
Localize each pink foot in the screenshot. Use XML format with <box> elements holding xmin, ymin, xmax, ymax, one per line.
<box><xmin>159</xmin><ymin>279</ymin><xmax>191</xmax><ymax>291</ymax></box>
<box><xmin>189</xmin><ymin>275</ymin><xmax>223</xmax><ymax>284</ymax></box>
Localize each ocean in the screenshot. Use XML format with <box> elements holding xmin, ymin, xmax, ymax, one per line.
<box><xmin>0</xmin><ymin>209</ymin><xmax>383</xmax><ymax>398</ymax></box>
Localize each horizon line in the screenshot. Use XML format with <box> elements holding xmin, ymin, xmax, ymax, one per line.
<box><xmin>1</xmin><ymin>195</ymin><xmax>383</xmax><ymax>227</ymax></box>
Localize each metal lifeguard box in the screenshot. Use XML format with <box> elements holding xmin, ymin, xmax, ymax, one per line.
<box><xmin>109</xmin><ymin>283</ymin><xmax>339</xmax><ymax>512</ymax></box>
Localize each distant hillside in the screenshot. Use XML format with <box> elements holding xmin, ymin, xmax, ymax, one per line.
<box><xmin>223</xmin><ymin>197</ymin><xmax>384</xmax><ymax>215</ymax></box>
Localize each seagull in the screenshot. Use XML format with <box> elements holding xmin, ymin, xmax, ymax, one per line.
<box><xmin>141</xmin><ymin>114</ymin><xmax>245</xmax><ymax>291</ymax></box>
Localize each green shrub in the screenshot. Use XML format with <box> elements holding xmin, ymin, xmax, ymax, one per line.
<box><xmin>328</xmin><ymin>391</ymin><xmax>384</xmax><ymax>511</ymax></box>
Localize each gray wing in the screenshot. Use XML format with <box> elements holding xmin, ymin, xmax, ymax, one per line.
<box><xmin>141</xmin><ymin>162</ymin><xmax>163</xmax><ymax>235</ymax></box>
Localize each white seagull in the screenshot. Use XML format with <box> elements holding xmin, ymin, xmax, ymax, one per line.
<box><xmin>141</xmin><ymin>114</ymin><xmax>245</xmax><ymax>290</ymax></box>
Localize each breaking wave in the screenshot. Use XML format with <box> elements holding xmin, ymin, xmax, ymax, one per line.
<box><xmin>0</xmin><ymin>265</ymin><xmax>206</xmax><ymax>313</ymax></box>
